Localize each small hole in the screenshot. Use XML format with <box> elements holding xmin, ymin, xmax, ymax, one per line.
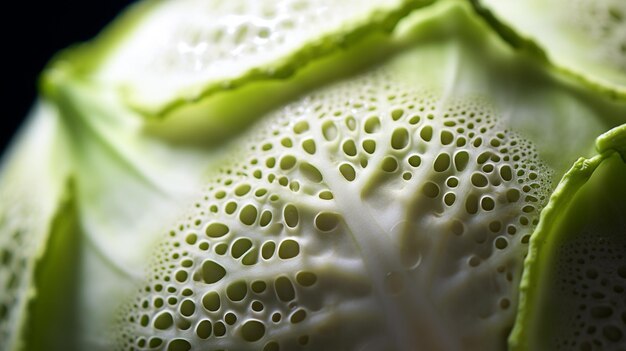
<box><xmin>339</xmin><ymin>164</ymin><xmax>356</xmax><ymax>181</ymax></box>
<box><xmin>382</xmin><ymin>157</ymin><xmax>398</xmax><ymax>172</ymax></box>
<box><xmin>315</xmin><ymin>212</ymin><xmax>341</xmax><ymax>232</ymax></box>
<box><xmin>420</xmin><ymin>125</ymin><xmax>433</xmax><ymax>141</ymax></box>
<box><xmin>364</xmin><ymin>117</ymin><xmax>381</xmax><ymax>133</ymax></box>
<box><xmin>433</xmin><ymin>153</ymin><xmax>451</xmax><ymax>172</ymax></box>
<box><xmin>408</xmin><ymin>155</ymin><xmax>421</xmax><ymax>167</ymax></box>
<box><xmin>342</xmin><ymin>140</ymin><xmax>357</xmax><ymax>156</ymax></box>
<box><xmin>391</xmin><ymin>128</ymin><xmax>409</xmax><ymax>150</ymax></box>
<box><xmin>278</xmin><ymin>239</ymin><xmax>300</xmax><ymax>259</ymax></box>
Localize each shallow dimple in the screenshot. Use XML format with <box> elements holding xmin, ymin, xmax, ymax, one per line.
<box><xmin>383</xmin><ymin>272</ymin><xmax>405</xmax><ymax>296</ymax></box>
<box><xmin>280</xmin><ymin>137</ymin><xmax>293</xmax><ymax>148</ymax></box>
<box><xmin>296</xmin><ymin>271</ymin><xmax>318</xmax><ymax>287</ymax></box>
<box><xmin>364</xmin><ymin>116</ymin><xmax>381</xmax><ymax>133</ymax></box>
<box><xmin>322</xmin><ymin>121</ymin><xmax>338</xmax><ymax>141</ymax></box>
<box><xmin>345</xmin><ymin>116</ymin><xmax>357</xmax><ymax>130</ymax></box>
<box><xmin>382</xmin><ymin>157</ymin><xmax>399</xmax><ymax>173</ymax></box>
<box><xmin>264</xmin><ymin>341</ymin><xmax>279</xmax><ymax>351</ymax></box>
<box><xmin>391</xmin><ymin>108</ymin><xmax>404</xmax><ymax>121</ymax></box>
<box><xmin>591</xmin><ymin>305</ymin><xmax>613</xmax><ymax>319</ymax></box>
<box><xmin>506</xmin><ymin>189</ymin><xmax>520</xmax><ymax>202</ymax></box>
<box><xmin>602</xmin><ymin>325</ymin><xmax>622</xmax><ymax>342</ymax></box>
<box><xmin>451</xmin><ymin>220</ymin><xmax>465</xmax><ymax>236</ymax></box>
<box><xmin>422</xmin><ymin>182</ymin><xmax>440</xmax><ymax>198</ymax></box>
<box><xmin>293</xmin><ymin>121</ymin><xmax>309</xmax><ymax>134</ymax></box>
<box><xmin>618</xmin><ymin>265</ymin><xmax>626</xmax><ymax>279</ymax></box>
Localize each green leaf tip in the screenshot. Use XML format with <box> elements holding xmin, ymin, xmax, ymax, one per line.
<box><xmin>596</xmin><ymin>123</ymin><xmax>626</xmax><ymax>162</ymax></box>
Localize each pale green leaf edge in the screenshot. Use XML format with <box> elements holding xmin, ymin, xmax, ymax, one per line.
<box><xmin>20</xmin><ymin>181</ymin><xmax>80</xmax><ymax>351</ymax></box>
<box><xmin>41</xmin><ymin>0</ymin><xmax>437</xmax><ymax>118</ymax></box>
<box><xmin>468</xmin><ymin>0</ymin><xmax>626</xmax><ymax>102</ymax></box>
<box><xmin>0</xmin><ymin>105</ymin><xmax>73</xmax><ymax>351</ymax></box>
<box><xmin>509</xmin><ymin>123</ymin><xmax>626</xmax><ymax>350</ymax></box>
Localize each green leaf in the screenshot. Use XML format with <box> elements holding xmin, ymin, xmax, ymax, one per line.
<box><xmin>0</xmin><ymin>102</ymin><xmax>72</xmax><ymax>351</ymax></box>
<box><xmin>81</xmin><ymin>0</ymin><xmax>435</xmax><ymax>116</ymax></box>
<box><xmin>43</xmin><ymin>70</ymin><xmax>220</xmax><ymax>348</ymax></box>
<box><xmin>112</xmin><ymin>2</ymin><xmax>625</xmax><ymax>351</ymax></box>
<box><xmin>471</xmin><ymin>0</ymin><xmax>626</xmax><ymax>100</ymax></box>
<box><xmin>509</xmin><ymin>125</ymin><xmax>626</xmax><ymax>350</ymax></box>
<box><xmin>22</xmin><ymin>183</ymin><xmax>81</xmax><ymax>351</ymax></box>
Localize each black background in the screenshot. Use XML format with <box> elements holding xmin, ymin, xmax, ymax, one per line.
<box><xmin>1</xmin><ymin>0</ymin><xmax>135</xmax><ymax>155</ymax></box>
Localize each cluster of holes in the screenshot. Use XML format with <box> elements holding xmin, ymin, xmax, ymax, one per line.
<box><xmin>0</xmin><ymin>192</ymin><xmax>43</xmax><ymax>346</ymax></box>
<box><xmin>117</xmin><ymin>71</ymin><xmax>553</xmax><ymax>351</ymax></box>
<box><xmin>114</xmin><ymin>0</ymin><xmax>407</xmax><ymax>81</ymax></box>
<box><xmin>553</xmin><ymin>233</ymin><xmax>626</xmax><ymax>351</ymax></box>
<box><xmin>116</xmin><ymin>82</ymin><xmax>354</xmax><ymax>349</ymax></box>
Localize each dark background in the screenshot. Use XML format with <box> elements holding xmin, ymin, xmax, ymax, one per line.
<box><xmin>1</xmin><ymin>0</ymin><xmax>135</xmax><ymax>154</ymax></box>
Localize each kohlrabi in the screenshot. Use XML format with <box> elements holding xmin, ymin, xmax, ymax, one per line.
<box><xmin>0</xmin><ymin>0</ymin><xmax>624</xmax><ymax>351</ymax></box>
